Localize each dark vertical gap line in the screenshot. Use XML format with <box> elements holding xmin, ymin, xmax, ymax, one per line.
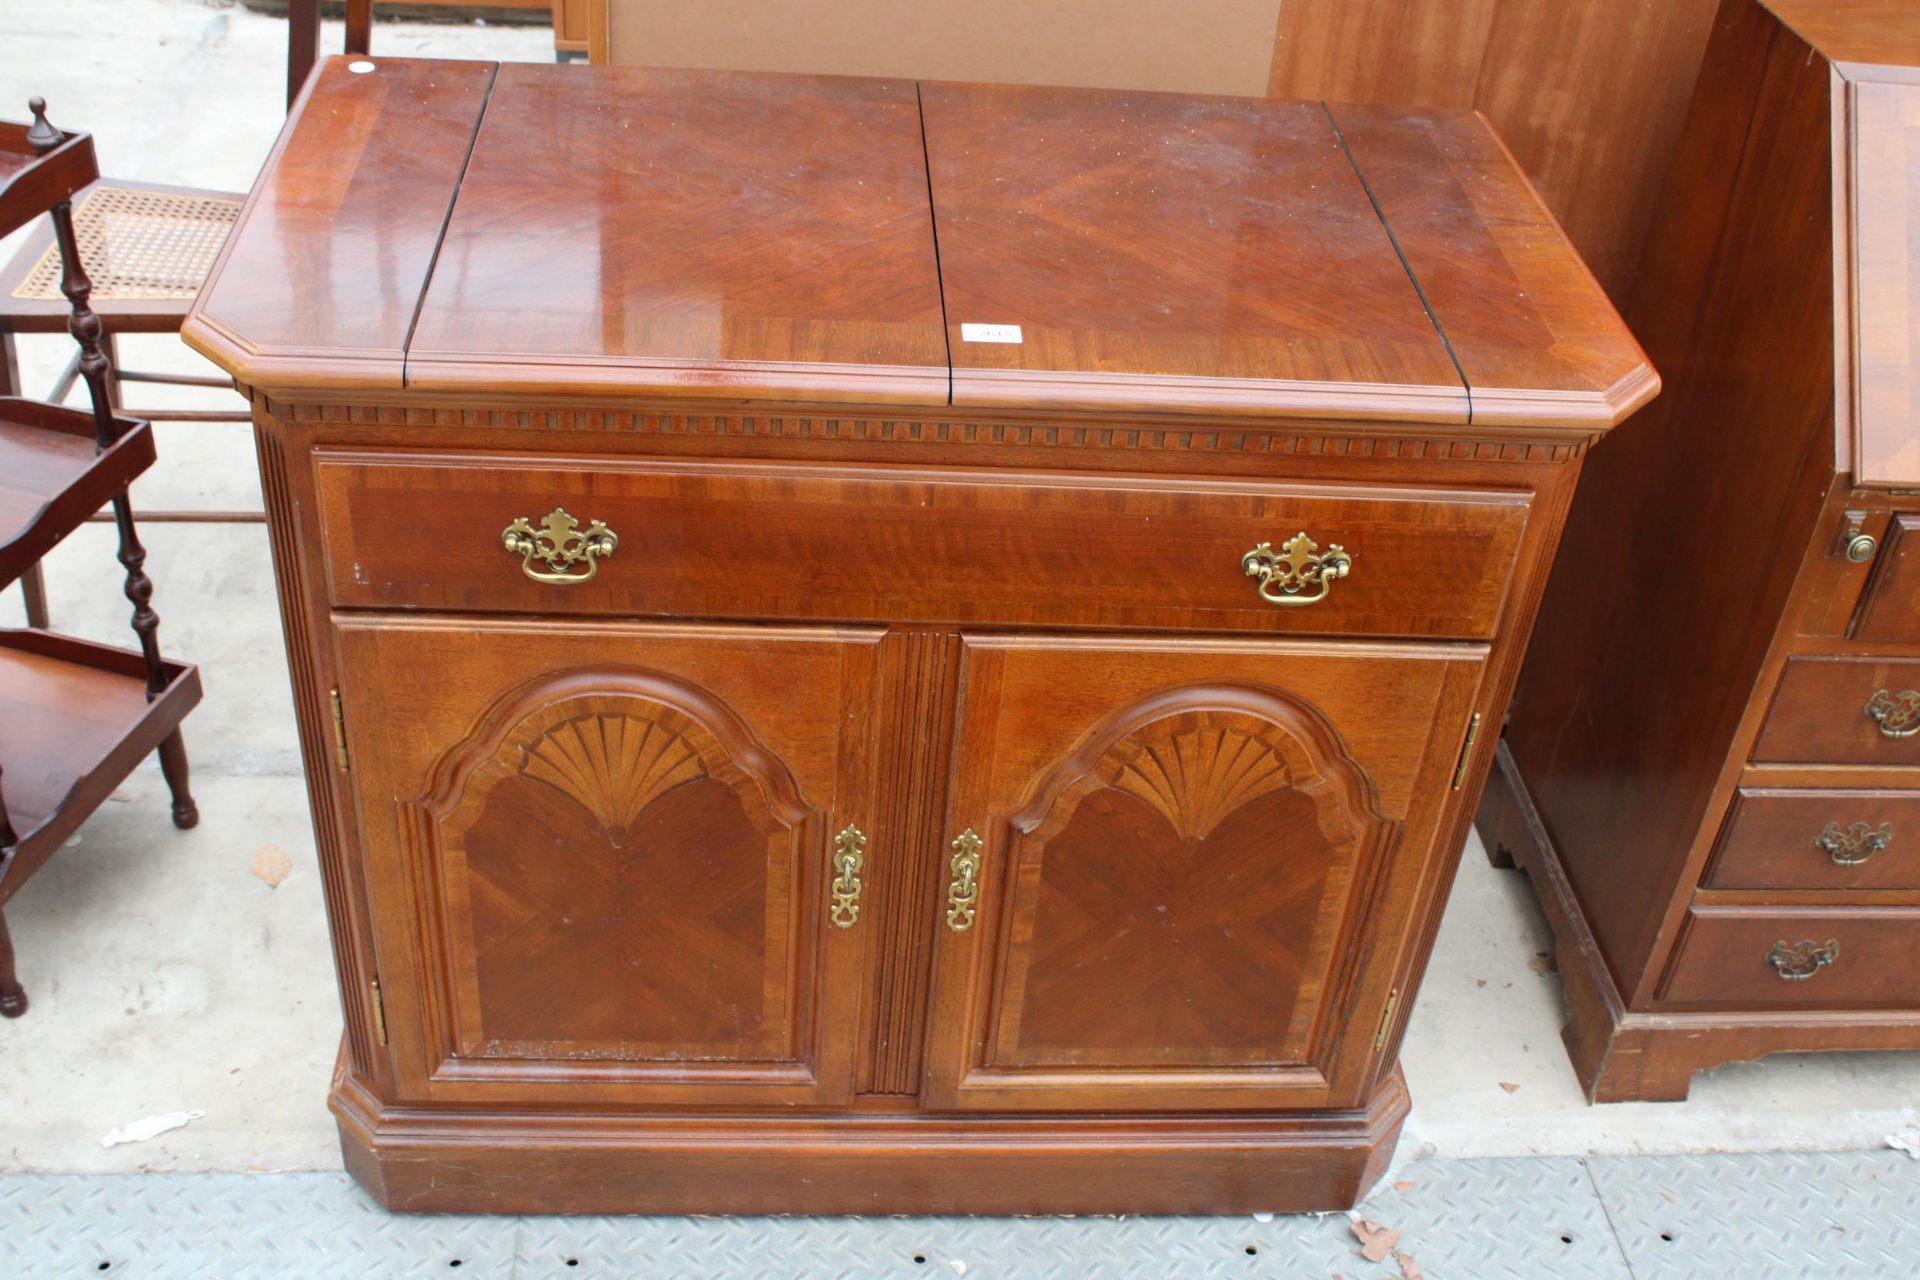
<box><xmin>1584</xmin><ymin>1159</ymin><xmax>1642</xmax><ymax>1280</ymax></box>
<box><xmin>402</xmin><ymin>60</ymin><xmax>501</xmax><ymax>387</ymax></box>
<box><xmin>1321</xmin><ymin>101</ymin><xmax>1475</xmax><ymax>421</ymax></box>
<box><xmin>915</xmin><ymin>81</ymin><xmax>954</xmax><ymax>406</ymax></box>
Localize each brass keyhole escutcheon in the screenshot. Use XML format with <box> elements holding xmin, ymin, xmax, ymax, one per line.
<box><xmin>828</xmin><ymin>825</ymin><xmax>867</xmax><ymax>929</ymax></box>
<box><xmin>945</xmin><ymin>828</ymin><xmax>984</xmax><ymax>932</ymax></box>
<box><xmin>1241</xmin><ymin>532</ymin><xmax>1352</xmax><ymax>607</ymax></box>
<box><xmin>503</xmin><ymin>507</ymin><xmax>618</xmax><ymax>585</ymax></box>
<box><xmin>1815</xmin><ymin>820</ymin><xmax>1892</xmax><ymax>866</ymax></box>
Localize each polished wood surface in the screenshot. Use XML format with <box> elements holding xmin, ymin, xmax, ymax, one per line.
<box><xmin>0</xmin><ymin>108</ymin><xmax>96</xmax><ymax>241</ymax></box>
<box><xmin>0</xmin><ymin>399</ymin><xmax>152</xmax><ymax>586</ymax></box>
<box><xmin>1707</xmin><ymin>788</ymin><xmax>1920</xmax><ymax>891</ymax></box>
<box><xmin>193</xmin><ymin>58</ymin><xmax>495</xmax><ymax>392</ymax></box>
<box><xmin>1752</xmin><ymin>657</ymin><xmax>1920</xmax><ymax>765</ymax></box>
<box><xmin>1484</xmin><ymin>0</ymin><xmax>1920</xmax><ymax>1101</ymax></box>
<box><xmin>190</xmin><ymin>61</ymin><xmax>1641</xmax><ymax>1211</ymax></box>
<box><xmin>407</xmin><ymin>65</ymin><xmax>948</xmax><ymax>405</ymax></box>
<box><xmin>332</xmin><ymin>1056</ymin><xmax>1411</xmax><ymax>1214</ymax></box>
<box><xmin>1854</xmin><ymin>81</ymin><xmax>1920</xmax><ymax>486</ymax></box>
<box><xmin>922</xmin><ymin>636</ymin><xmax>1480</xmax><ymax>1112</ymax></box>
<box><xmin>1664</xmin><ymin>907</ymin><xmax>1920</xmax><ymax>1008</ymax></box>
<box><xmin>920</xmin><ymin>82</ymin><xmax>1460</xmax><ymax>421</ymax></box>
<box><xmin>336</xmin><ymin>618</ymin><xmax>875</xmax><ymax>1108</ymax></box>
<box><xmin>0</xmin><ymin>98</ymin><xmax>201</xmax><ymax>1016</ymax></box>
<box><xmin>314</xmin><ymin>450</ymin><xmax>1530</xmax><ymax>638</ymax></box>
<box><xmin>1327</xmin><ymin>103</ymin><xmax>1658</xmax><ymax>428</ymax></box>
<box><xmin>1760</xmin><ymin>0</ymin><xmax>1920</xmax><ymax>69</ymax></box>
<box><xmin>0</xmin><ymin>630</ymin><xmax>200</xmax><ymax>897</ymax></box>
<box><xmin>1270</xmin><ymin>0</ymin><xmax>1722</xmax><ymax>302</ymax></box>
<box><xmin>1502</xmin><ymin>0</ymin><xmax>1834</xmax><ymax>984</ymax></box>
<box><xmin>1854</xmin><ymin>514</ymin><xmax>1920</xmax><ymax>640</ymax></box>
<box><xmin>187</xmin><ymin>60</ymin><xmax>1652</xmax><ymax>432</ymax></box>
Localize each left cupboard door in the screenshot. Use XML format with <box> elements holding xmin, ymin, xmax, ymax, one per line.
<box><xmin>331</xmin><ymin>617</ymin><xmax>881</xmax><ymax>1109</ymax></box>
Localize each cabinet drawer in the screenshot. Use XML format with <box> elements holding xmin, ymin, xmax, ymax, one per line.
<box><xmin>1706</xmin><ymin>788</ymin><xmax>1920</xmax><ymax>891</ymax></box>
<box><xmin>313</xmin><ymin>451</ymin><xmax>1529</xmax><ymax>637</ymax></box>
<box><xmin>1854</xmin><ymin>514</ymin><xmax>1920</xmax><ymax>642</ymax></box>
<box><xmin>1663</xmin><ymin>907</ymin><xmax>1920</xmax><ymax>1009</ymax></box>
<box><xmin>1752</xmin><ymin>657</ymin><xmax>1920</xmax><ymax>766</ymax></box>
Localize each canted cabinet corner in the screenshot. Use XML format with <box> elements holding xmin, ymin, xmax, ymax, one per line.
<box><xmin>200</xmin><ymin>58</ymin><xmax>1646</xmax><ymax>1211</ymax></box>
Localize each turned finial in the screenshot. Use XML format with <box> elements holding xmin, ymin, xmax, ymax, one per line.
<box><xmin>25</xmin><ymin>97</ymin><xmax>60</xmax><ymax>152</ymax></box>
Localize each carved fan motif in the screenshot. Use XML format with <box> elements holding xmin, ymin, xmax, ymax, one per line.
<box><xmin>421</xmin><ymin>676</ymin><xmax>812</xmax><ymax>1062</ymax></box>
<box><xmin>1110</xmin><ymin>724</ymin><xmax>1295</xmax><ymax>842</ymax></box>
<box><xmin>995</xmin><ymin>699</ymin><xmax>1381</xmax><ymax>1068</ymax></box>
<box><xmin>517</xmin><ymin>711</ymin><xmax>707</xmax><ymax>834</ymax></box>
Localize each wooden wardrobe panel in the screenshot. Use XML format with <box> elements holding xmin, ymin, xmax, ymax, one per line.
<box><xmin>1502</xmin><ymin>10</ymin><xmax>1838</xmax><ymax>990</ymax></box>
<box><xmin>1270</xmin><ymin>0</ymin><xmax>1722</xmax><ymax>300</ymax></box>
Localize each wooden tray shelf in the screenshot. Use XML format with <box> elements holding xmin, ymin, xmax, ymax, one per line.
<box><xmin>0</xmin><ymin>109</ymin><xmax>96</xmax><ymax>241</ymax></box>
<box><xmin>0</xmin><ymin>629</ymin><xmax>200</xmax><ymax>903</ymax></box>
<box><xmin>0</xmin><ymin>396</ymin><xmax>152</xmax><ymax>589</ymax></box>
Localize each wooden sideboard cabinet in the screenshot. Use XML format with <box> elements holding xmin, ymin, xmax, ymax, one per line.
<box><xmin>184</xmin><ymin>58</ymin><xmax>1651</xmax><ymax>1213</ymax></box>
<box><xmin>1478</xmin><ymin>0</ymin><xmax>1920</xmax><ymax>1103</ymax></box>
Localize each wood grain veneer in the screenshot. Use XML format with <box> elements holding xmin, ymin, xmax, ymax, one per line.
<box><xmin>1482</xmin><ymin>0</ymin><xmax>1920</xmax><ymax>1103</ymax></box>
<box><xmin>187</xmin><ymin>60</ymin><xmax>1646</xmax><ymax>1211</ymax></box>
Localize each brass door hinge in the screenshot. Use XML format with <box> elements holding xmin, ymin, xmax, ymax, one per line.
<box><xmin>369</xmin><ymin>977</ymin><xmax>389</xmax><ymax>1045</ymax></box>
<box><xmin>1450</xmin><ymin>712</ymin><xmax>1482</xmax><ymax>790</ymax></box>
<box><xmin>329</xmin><ymin>688</ymin><xmax>349</xmax><ymax>771</ymax></box>
<box><xmin>1373</xmin><ymin>987</ymin><xmax>1400</xmax><ymax>1051</ymax></box>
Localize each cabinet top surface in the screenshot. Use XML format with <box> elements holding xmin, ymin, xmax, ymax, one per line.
<box><xmin>183</xmin><ymin>58</ymin><xmax>1652</xmax><ymax>430</ymax></box>
<box><xmin>1761</xmin><ymin>0</ymin><xmax>1920</xmax><ymax>71</ymax></box>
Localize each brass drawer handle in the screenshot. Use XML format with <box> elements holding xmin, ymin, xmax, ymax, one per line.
<box><xmin>1766</xmin><ymin>938</ymin><xmax>1839</xmax><ymax>981</ymax></box>
<box><xmin>944</xmin><ymin>828</ymin><xmax>984</xmax><ymax>932</ymax></box>
<box><xmin>1865</xmin><ymin>689</ymin><xmax>1920</xmax><ymax>738</ymax></box>
<box><xmin>1815</xmin><ymin>820</ymin><xmax>1892</xmax><ymax>866</ymax></box>
<box><xmin>828</xmin><ymin>824</ymin><xmax>866</xmax><ymax>929</ymax></box>
<box><xmin>502</xmin><ymin>508</ymin><xmax>618</xmax><ymax>585</ymax></box>
<box><xmin>1242</xmin><ymin>532</ymin><xmax>1351</xmax><ymax>606</ymax></box>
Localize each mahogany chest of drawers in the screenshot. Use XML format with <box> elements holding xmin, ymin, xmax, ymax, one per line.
<box><xmin>1478</xmin><ymin>0</ymin><xmax>1920</xmax><ymax>1102</ymax></box>
<box><xmin>185</xmin><ymin>58</ymin><xmax>1650</xmax><ymax>1212</ymax></box>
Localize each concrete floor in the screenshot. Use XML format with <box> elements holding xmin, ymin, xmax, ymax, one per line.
<box><xmin>3</xmin><ymin>0</ymin><xmax>1919</xmax><ymax>1178</ymax></box>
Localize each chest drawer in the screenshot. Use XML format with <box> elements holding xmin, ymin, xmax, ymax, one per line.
<box><xmin>1662</xmin><ymin>906</ymin><xmax>1920</xmax><ymax>1009</ymax></box>
<box><xmin>1854</xmin><ymin>514</ymin><xmax>1920</xmax><ymax>642</ymax></box>
<box><xmin>312</xmin><ymin>451</ymin><xmax>1529</xmax><ymax>637</ymax></box>
<box><xmin>1752</xmin><ymin>657</ymin><xmax>1920</xmax><ymax>766</ymax></box>
<box><xmin>1706</xmin><ymin>788</ymin><xmax>1920</xmax><ymax>891</ymax></box>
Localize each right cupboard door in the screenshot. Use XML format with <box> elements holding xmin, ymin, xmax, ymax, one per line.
<box><xmin>921</xmin><ymin>635</ymin><xmax>1484</xmax><ymax>1112</ymax></box>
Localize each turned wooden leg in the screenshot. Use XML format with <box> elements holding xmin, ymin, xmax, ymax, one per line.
<box><xmin>0</xmin><ymin>909</ymin><xmax>27</xmax><ymax>1019</ymax></box>
<box><xmin>157</xmin><ymin>728</ymin><xmax>199</xmax><ymax>830</ymax></box>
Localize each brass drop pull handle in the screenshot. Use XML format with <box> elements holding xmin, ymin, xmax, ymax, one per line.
<box><xmin>1242</xmin><ymin>532</ymin><xmax>1352</xmax><ymax>606</ymax></box>
<box><xmin>945</xmin><ymin>828</ymin><xmax>984</xmax><ymax>932</ymax></box>
<box><xmin>503</xmin><ymin>508</ymin><xmax>618</xmax><ymax>585</ymax></box>
<box><xmin>828</xmin><ymin>825</ymin><xmax>866</xmax><ymax>929</ymax></box>
<box><xmin>1865</xmin><ymin>689</ymin><xmax>1920</xmax><ymax>738</ymax></box>
<box><xmin>1816</xmin><ymin>820</ymin><xmax>1893</xmax><ymax>866</ymax></box>
<box><xmin>1766</xmin><ymin>938</ymin><xmax>1839</xmax><ymax>981</ymax></box>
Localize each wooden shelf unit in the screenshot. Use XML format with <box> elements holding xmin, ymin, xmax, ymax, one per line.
<box><xmin>0</xmin><ymin>97</ymin><xmax>200</xmax><ymax>1019</ymax></box>
<box><xmin>0</xmin><ymin>630</ymin><xmax>200</xmax><ymax>884</ymax></box>
<box><xmin>0</xmin><ymin>397</ymin><xmax>154</xmax><ymax>584</ymax></box>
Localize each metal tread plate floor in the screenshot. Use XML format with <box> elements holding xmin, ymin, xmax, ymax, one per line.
<box><xmin>2</xmin><ymin>1151</ymin><xmax>1916</xmax><ymax>1278</ymax></box>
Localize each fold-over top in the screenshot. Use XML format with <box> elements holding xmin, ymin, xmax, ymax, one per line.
<box><xmin>185</xmin><ymin>56</ymin><xmax>1654</xmax><ymax>430</ymax></box>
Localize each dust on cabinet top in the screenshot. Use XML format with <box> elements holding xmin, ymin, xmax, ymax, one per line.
<box><xmin>182</xmin><ymin>57</ymin><xmax>1654</xmax><ymax>431</ymax></box>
